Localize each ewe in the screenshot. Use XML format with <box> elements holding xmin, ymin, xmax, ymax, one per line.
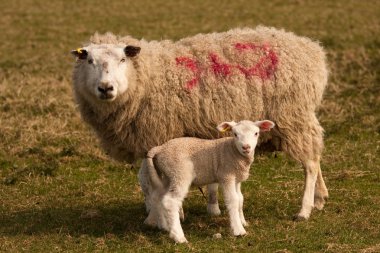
<box><xmin>71</xmin><ymin>26</ymin><xmax>328</xmax><ymax>220</ymax></box>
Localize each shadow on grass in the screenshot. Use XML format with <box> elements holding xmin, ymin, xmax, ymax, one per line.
<box><xmin>0</xmin><ymin>201</ymin><xmax>154</xmax><ymax>239</ymax></box>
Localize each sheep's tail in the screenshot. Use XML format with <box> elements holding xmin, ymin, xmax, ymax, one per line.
<box><xmin>146</xmin><ymin>147</ymin><xmax>164</xmax><ymax>190</ymax></box>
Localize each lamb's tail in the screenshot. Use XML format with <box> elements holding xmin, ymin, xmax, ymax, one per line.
<box><xmin>146</xmin><ymin>147</ymin><xmax>164</xmax><ymax>190</ymax></box>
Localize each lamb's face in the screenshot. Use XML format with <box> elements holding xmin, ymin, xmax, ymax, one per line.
<box><xmin>71</xmin><ymin>44</ymin><xmax>140</xmax><ymax>101</ymax></box>
<box><xmin>217</xmin><ymin>120</ymin><xmax>275</xmax><ymax>157</ymax></box>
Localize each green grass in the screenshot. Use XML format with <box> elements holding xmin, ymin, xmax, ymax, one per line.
<box><xmin>0</xmin><ymin>0</ymin><xmax>379</xmax><ymax>252</ymax></box>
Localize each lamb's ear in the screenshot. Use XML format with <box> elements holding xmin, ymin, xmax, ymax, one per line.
<box><xmin>255</xmin><ymin>120</ymin><xmax>275</xmax><ymax>132</ymax></box>
<box><xmin>217</xmin><ymin>121</ymin><xmax>237</xmax><ymax>133</ymax></box>
<box><xmin>71</xmin><ymin>48</ymin><xmax>88</xmax><ymax>60</ymax></box>
<box><xmin>124</xmin><ymin>45</ymin><xmax>141</xmax><ymax>57</ymax></box>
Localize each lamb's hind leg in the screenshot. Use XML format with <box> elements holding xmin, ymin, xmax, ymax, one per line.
<box><xmin>138</xmin><ymin>159</ymin><xmax>151</xmax><ymax>213</ymax></box>
<box><xmin>144</xmin><ymin>189</ymin><xmax>161</xmax><ymax>227</ymax></box>
<box><xmin>207</xmin><ymin>183</ymin><xmax>221</xmax><ymax>216</ymax></box>
<box><xmin>160</xmin><ymin>179</ymin><xmax>192</xmax><ymax>243</ymax></box>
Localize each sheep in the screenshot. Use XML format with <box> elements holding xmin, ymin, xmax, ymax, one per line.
<box><xmin>70</xmin><ymin>26</ymin><xmax>329</xmax><ymax>220</ymax></box>
<box><xmin>140</xmin><ymin>120</ymin><xmax>275</xmax><ymax>243</ymax></box>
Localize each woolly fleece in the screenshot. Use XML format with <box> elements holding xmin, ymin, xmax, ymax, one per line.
<box><xmin>72</xmin><ymin>26</ymin><xmax>328</xmax><ymax>164</ymax></box>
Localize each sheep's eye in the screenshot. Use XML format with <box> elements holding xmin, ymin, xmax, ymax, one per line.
<box><xmin>234</xmin><ymin>133</ymin><xmax>237</xmax><ymax>137</ymax></box>
<box><xmin>255</xmin><ymin>132</ymin><xmax>259</xmax><ymax>136</ymax></box>
<box><xmin>88</xmin><ymin>59</ymin><xmax>93</xmax><ymax>64</ymax></box>
<box><xmin>120</xmin><ymin>58</ymin><xmax>126</xmax><ymax>63</ymax></box>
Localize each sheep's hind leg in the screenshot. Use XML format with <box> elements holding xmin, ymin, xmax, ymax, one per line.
<box><xmin>314</xmin><ymin>158</ymin><xmax>329</xmax><ymax>210</ymax></box>
<box><xmin>294</xmin><ymin>159</ymin><xmax>319</xmax><ymax>221</ymax></box>
<box><xmin>277</xmin><ymin>114</ymin><xmax>327</xmax><ymax>221</ymax></box>
<box><xmin>221</xmin><ymin>180</ymin><xmax>246</xmax><ymax>236</ymax></box>
<box><xmin>207</xmin><ymin>183</ymin><xmax>221</xmax><ymax>216</ymax></box>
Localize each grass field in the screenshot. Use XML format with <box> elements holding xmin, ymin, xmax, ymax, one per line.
<box><xmin>0</xmin><ymin>0</ymin><xmax>379</xmax><ymax>252</ymax></box>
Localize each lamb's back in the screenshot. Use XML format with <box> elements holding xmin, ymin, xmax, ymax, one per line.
<box><xmin>154</xmin><ymin>137</ymin><xmax>228</xmax><ymax>186</ymax></box>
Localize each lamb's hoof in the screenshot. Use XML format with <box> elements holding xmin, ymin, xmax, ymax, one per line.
<box><xmin>207</xmin><ymin>203</ymin><xmax>221</xmax><ymax>216</ymax></box>
<box><xmin>179</xmin><ymin>208</ymin><xmax>185</xmax><ymax>222</ymax></box>
<box><xmin>293</xmin><ymin>214</ymin><xmax>309</xmax><ymax>222</ymax></box>
<box><xmin>144</xmin><ymin>217</ymin><xmax>157</xmax><ymax>228</ymax></box>
<box><xmin>241</xmin><ymin>220</ymin><xmax>249</xmax><ymax>227</ymax></box>
<box><xmin>171</xmin><ymin>234</ymin><xmax>188</xmax><ymax>244</ymax></box>
<box><xmin>232</xmin><ymin>228</ymin><xmax>247</xmax><ymax>237</ymax></box>
<box><xmin>175</xmin><ymin>237</ymin><xmax>188</xmax><ymax>244</ymax></box>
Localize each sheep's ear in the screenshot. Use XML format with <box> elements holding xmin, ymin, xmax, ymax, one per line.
<box><xmin>217</xmin><ymin>121</ymin><xmax>237</xmax><ymax>133</ymax></box>
<box><xmin>124</xmin><ymin>45</ymin><xmax>141</xmax><ymax>57</ymax></box>
<box><xmin>255</xmin><ymin>120</ymin><xmax>275</xmax><ymax>132</ymax></box>
<box><xmin>71</xmin><ymin>48</ymin><xmax>88</xmax><ymax>60</ymax></box>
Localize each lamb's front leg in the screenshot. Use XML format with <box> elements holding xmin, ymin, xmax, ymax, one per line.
<box><xmin>236</xmin><ymin>182</ymin><xmax>248</xmax><ymax>227</ymax></box>
<box><xmin>221</xmin><ymin>180</ymin><xmax>246</xmax><ymax>236</ymax></box>
<box><xmin>207</xmin><ymin>183</ymin><xmax>221</xmax><ymax>216</ymax></box>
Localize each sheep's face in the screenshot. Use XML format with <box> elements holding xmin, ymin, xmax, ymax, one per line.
<box><xmin>217</xmin><ymin>120</ymin><xmax>275</xmax><ymax>157</ymax></box>
<box><xmin>71</xmin><ymin>45</ymin><xmax>140</xmax><ymax>101</ymax></box>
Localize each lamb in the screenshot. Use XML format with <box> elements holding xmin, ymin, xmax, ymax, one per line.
<box><xmin>141</xmin><ymin>120</ymin><xmax>275</xmax><ymax>243</ymax></box>
<box><xmin>70</xmin><ymin>26</ymin><xmax>329</xmax><ymax>220</ymax></box>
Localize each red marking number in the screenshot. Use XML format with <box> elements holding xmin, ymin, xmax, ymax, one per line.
<box><xmin>175</xmin><ymin>57</ymin><xmax>200</xmax><ymax>90</ymax></box>
<box><xmin>175</xmin><ymin>42</ymin><xmax>279</xmax><ymax>90</ymax></box>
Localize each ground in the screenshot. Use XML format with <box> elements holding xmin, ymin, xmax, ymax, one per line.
<box><xmin>0</xmin><ymin>0</ymin><xmax>379</xmax><ymax>252</ymax></box>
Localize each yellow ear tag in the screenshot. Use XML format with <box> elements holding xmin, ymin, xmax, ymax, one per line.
<box><xmin>76</xmin><ymin>48</ymin><xmax>83</xmax><ymax>54</ymax></box>
<box><xmin>219</xmin><ymin>126</ymin><xmax>231</xmax><ymax>133</ymax></box>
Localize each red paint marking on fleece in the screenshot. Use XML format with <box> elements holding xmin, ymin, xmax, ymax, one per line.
<box><xmin>209</xmin><ymin>53</ymin><xmax>232</xmax><ymax>77</ymax></box>
<box><xmin>234</xmin><ymin>42</ymin><xmax>279</xmax><ymax>80</ymax></box>
<box><xmin>175</xmin><ymin>56</ymin><xmax>200</xmax><ymax>90</ymax></box>
<box><xmin>175</xmin><ymin>42</ymin><xmax>279</xmax><ymax>90</ymax></box>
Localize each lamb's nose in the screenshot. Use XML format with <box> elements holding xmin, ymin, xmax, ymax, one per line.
<box><xmin>242</xmin><ymin>144</ymin><xmax>251</xmax><ymax>150</ymax></box>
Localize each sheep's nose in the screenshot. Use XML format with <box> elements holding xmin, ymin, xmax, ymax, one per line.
<box><xmin>242</xmin><ymin>144</ymin><xmax>251</xmax><ymax>151</ymax></box>
<box><xmin>98</xmin><ymin>83</ymin><xmax>114</xmax><ymax>94</ymax></box>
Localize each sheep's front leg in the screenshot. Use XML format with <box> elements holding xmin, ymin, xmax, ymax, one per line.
<box><xmin>207</xmin><ymin>183</ymin><xmax>221</xmax><ymax>216</ymax></box>
<box><xmin>221</xmin><ymin>180</ymin><xmax>246</xmax><ymax>236</ymax></box>
<box><xmin>236</xmin><ymin>182</ymin><xmax>248</xmax><ymax>227</ymax></box>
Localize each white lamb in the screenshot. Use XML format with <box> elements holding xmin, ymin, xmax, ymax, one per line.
<box><xmin>140</xmin><ymin>119</ymin><xmax>275</xmax><ymax>243</ymax></box>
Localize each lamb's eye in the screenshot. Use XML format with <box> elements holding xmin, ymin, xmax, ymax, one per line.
<box><xmin>88</xmin><ymin>59</ymin><xmax>93</xmax><ymax>64</ymax></box>
<box><xmin>255</xmin><ymin>132</ymin><xmax>259</xmax><ymax>136</ymax></box>
<box><xmin>120</xmin><ymin>58</ymin><xmax>126</xmax><ymax>63</ymax></box>
<box><xmin>234</xmin><ymin>133</ymin><xmax>237</xmax><ymax>137</ymax></box>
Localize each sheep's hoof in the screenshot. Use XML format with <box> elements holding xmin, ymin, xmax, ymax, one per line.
<box><xmin>293</xmin><ymin>214</ymin><xmax>309</xmax><ymax>222</ymax></box>
<box><xmin>314</xmin><ymin>198</ymin><xmax>325</xmax><ymax>211</ymax></box>
<box><xmin>314</xmin><ymin>195</ymin><xmax>328</xmax><ymax>211</ymax></box>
